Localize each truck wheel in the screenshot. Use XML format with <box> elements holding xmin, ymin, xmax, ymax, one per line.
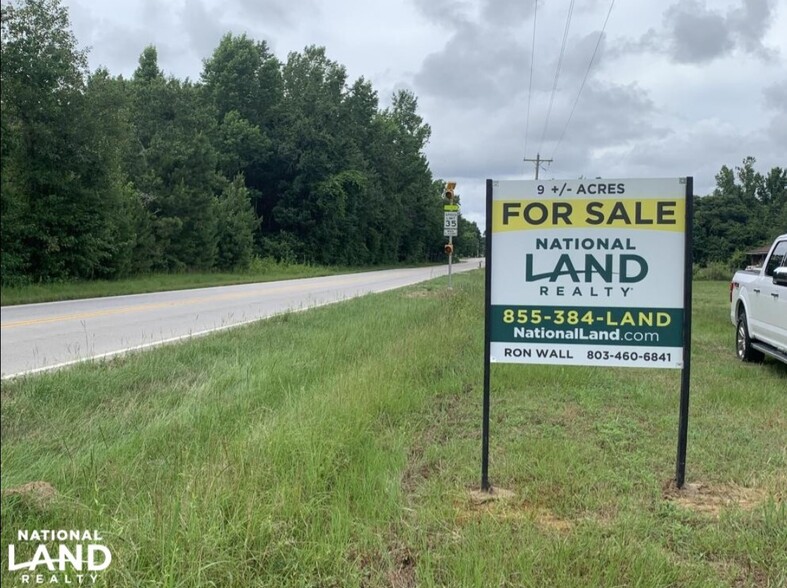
<box><xmin>736</xmin><ymin>312</ymin><xmax>764</xmax><ymax>362</ymax></box>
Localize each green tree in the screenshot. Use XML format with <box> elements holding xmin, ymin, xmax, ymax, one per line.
<box><xmin>383</xmin><ymin>90</ymin><xmax>442</xmax><ymax>262</ymax></box>
<box><xmin>455</xmin><ymin>217</ymin><xmax>482</xmax><ymax>257</ymax></box>
<box><xmin>760</xmin><ymin>166</ymin><xmax>787</xmax><ymax>241</ymax></box>
<box><xmin>82</xmin><ymin>68</ymin><xmax>157</xmax><ymax>278</ymax></box>
<box><xmin>216</xmin><ymin>110</ymin><xmax>271</xmax><ymax>179</ymax></box>
<box><xmin>128</xmin><ymin>48</ymin><xmax>221</xmax><ymax>270</ymax></box>
<box><xmin>201</xmin><ymin>34</ymin><xmax>282</xmax><ymax>247</ymax></box>
<box><xmin>1</xmin><ymin>0</ymin><xmax>122</xmax><ymax>282</ymax></box>
<box><xmin>201</xmin><ymin>34</ymin><xmax>282</xmax><ymax>128</ymax></box>
<box><xmin>214</xmin><ymin>175</ymin><xmax>258</xmax><ymax>270</ymax></box>
<box><xmin>693</xmin><ymin>157</ymin><xmax>785</xmax><ymax>266</ymax></box>
<box><xmin>269</xmin><ymin>46</ymin><xmax>350</xmax><ymax>261</ymax></box>
<box><xmin>2</xmin><ymin>19</ymin><xmax>451</xmax><ymax>281</ymax></box>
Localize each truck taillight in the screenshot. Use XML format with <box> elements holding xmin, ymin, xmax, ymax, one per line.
<box><xmin>729</xmin><ymin>281</ymin><xmax>738</xmax><ymax>302</ymax></box>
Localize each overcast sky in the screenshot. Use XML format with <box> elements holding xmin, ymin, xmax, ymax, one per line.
<box><xmin>61</xmin><ymin>0</ymin><xmax>787</xmax><ymax>227</ymax></box>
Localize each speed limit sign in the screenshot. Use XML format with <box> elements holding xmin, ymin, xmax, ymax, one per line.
<box><xmin>444</xmin><ymin>212</ymin><xmax>458</xmax><ymax>236</ymax></box>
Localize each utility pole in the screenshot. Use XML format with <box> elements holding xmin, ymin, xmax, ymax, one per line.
<box><xmin>524</xmin><ymin>153</ymin><xmax>553</xmax><ymax>180</ymax></box>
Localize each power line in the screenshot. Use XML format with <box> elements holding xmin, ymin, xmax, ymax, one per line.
<box><xmin>550</xmin><ymin>0</ymin><xmax>616</xmax><ymax>162</ymax></box>
<box><xmin>538</xmin><ymin>0</ymin><xmax>576</xmax><ymax>155</ymax></box>
<box><xmin>522</xmin><ymin>0</ymin><xmax>539</xmax><ymax>169</ymax></box>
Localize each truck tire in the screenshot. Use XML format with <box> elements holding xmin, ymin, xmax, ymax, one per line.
<box><xmin>736</xmin><ymin>311</ymin><xmax>764</xmax><ymax>362</ymax></box>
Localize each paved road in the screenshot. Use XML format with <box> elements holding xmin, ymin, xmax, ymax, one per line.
<box><xmin>1</xmin><ymin>260</ymin><xmax>484</xmax><ymax>378</ymax></box>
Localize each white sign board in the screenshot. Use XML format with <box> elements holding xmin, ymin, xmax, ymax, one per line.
<box><xmin>444</xmin><ymin>212</ymin><xmax>458</xmax><ymax>237</ymax></box>
<box><xmin>488</xmin><ymin>178</ymin><xmax>688</xmax><ymax>368</ymax></box>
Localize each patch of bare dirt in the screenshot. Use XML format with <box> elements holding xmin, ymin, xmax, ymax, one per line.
<box><xmin>2</xmin><ymin>481</ymin><xmax>58</xmax><ymax>508</ymax></box>
<box><xmin>662</xmin><ymin>479</ymin><xmax>768</xmax><ymax>516</ymax></box>
<box><xmin>385</xmin><ymin>543</ymin><xmax>417</xmax><ymax>588</ymax></box>
<box><xmin>352</xmin><ymin>541</ymin><xmax>417</xmax><ymax>588</ymax></box>
<box><xmin>402</xmin><ymin>288</ymin><xmax>453</xmax><ymax>300</ymax></box>
<box><xmin>534</xmin><ymin>508</ymin><xmax>574</xmax><ymax>533</ymax></box>
<box><xmin>468</xmin><ymin>487</ymin><xmax>516</xmax><ymax>505</ymax></box>
<box><xmin>457</xmin><ymin>489</ymin><xmax>575</xmax><ymax>533</ymax></box>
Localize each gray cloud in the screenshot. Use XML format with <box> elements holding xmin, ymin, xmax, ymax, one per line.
<box><xmin>665</xmin><ymin>1</ymin><xmax>734</xmax><ymax>63</ymax></box>
<box><xmin>227</xmin><ymin>0</ymin><xmax>319</xmax><ymax>27</ymax></box>
<box><xmin>423</xmin><ymin>77</ymin><xmax>659</xmax><ymax>185</ymax></box>
<box><xmin>413</xmin><ymin>12</ymin><xmax>619</xmax><ymax>151</ymax></box>
<box><xmin>94</xmin><ymin>25</ymin><xmax>160</xmax><ymax>73</ymax></box>
<box><xmin>181</xmin><ymin>0</ymin><xmax>226</xmax><ymax>64</ymax></box>
<box><xmin>414</xmin><ymin>0</ymin><xmax>665</xmax><ymax>189</ymax></box>
<box><xmin>557</xmin><ymin>29</ymin><xmax>610</xmax><ymax>81</ymax></box>
<box><xmin>552</xmin><ymin>82</ymin><xmax>660</xmax><ymax>145</ymax></box>
<box><xmin>607</xmin><ymin>28</ymin><xmax>662</xmax><ymax>58</ymax></box>
<box><xmin>412</xmin><ymin>3</ymin><xmax>610</xmax><ymax>108</ymax></box>
<box><xmin>412</xmin><ymin>0</ymin><xmax>474</xmax><ymax>28</ymax></box>
<box><xmin>413</xmin><ymin>21</ymin><xmax>530</xmax><ymax>107</ymax></box>
<box><xmin>728</xmin><ymin>0</ymin><xmax>777</xmax><ymax>59</ymax></box>
<box><xmin>760</xmin><ymin>83</ymin><xmax>787</xmax><ymax>152</ymax></box>
<box><xmin>480</xmin><ymin>0</ymin><xmax>535</xmax><ymax>28</ymax></box>
<box><xmin>616</xmin><ymin>0</ymin><xmax>780</xmax><ymax>64</ymax></box>
<box><xmin>605</xmin><ymin>118</ymin><xmax>785</xmax><ymax>196</ymax></box>
<box><xmin>65</xmin><ymin>1</ymin><xmax>168</xmax><ymax>77</ymax></box>
<box><xmin>763</xmin><ymin>80</ymin><xmax>787</xmax><ymax>112</ymax></box>
<box><xmin>766</xmin><ymin>113</ymin><xmax>787</xmax><ymax>148</ymax></box>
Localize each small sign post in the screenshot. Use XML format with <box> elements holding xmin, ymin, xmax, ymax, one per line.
<box><xmin>482</xmin><ymin>177</ymin><xmax>693</xmax><ymax>491</ymax></box>
<box><xmin>444</xmin><ymin>183</ymin><xmax>458</xmax><ymax>289</ymax></box>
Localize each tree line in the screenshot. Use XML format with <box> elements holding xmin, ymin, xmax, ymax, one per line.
<box><xmin>2</xmin><ymin>2</ymin><xmax>780</xmax><ymax>288</ymax></box>
<box><xmin>693</xmin><ymin>157</ymin><xmax>786</xmax><ymax>268</ymax></box>
<box><xmin>1</xmin><ymin>0</ymin><xmax>481</xmax><ymax>286</ymax></box>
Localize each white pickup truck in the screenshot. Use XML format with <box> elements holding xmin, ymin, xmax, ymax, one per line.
<box><xmin>730</xmin><ymin>234</ymin><xmax>787</xmax><ymax>364</ymax></box>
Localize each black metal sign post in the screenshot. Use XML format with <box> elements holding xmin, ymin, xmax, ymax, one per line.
<box><xmin>481</xmin><ymin>179</ymin><xmax>493</xmax><ymax>491</ymax></box>
<box><xmin>675</xmin><ymin>177</ymin><xmax>694</xmax><ymax>488</ymax></box>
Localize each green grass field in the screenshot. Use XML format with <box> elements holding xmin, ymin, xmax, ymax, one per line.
<box><xmin>1</xmin><ymin>274</ymin><xmax>785</xmax><ymax>587</ymax></box>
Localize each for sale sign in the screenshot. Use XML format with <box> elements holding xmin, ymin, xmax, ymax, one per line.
<box><xmin>488</xmin><ymin>178</ymin><xmax>689</xmax><ymax>368</ymax></box>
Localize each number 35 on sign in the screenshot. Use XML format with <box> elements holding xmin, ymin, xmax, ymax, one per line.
<box><xmin>444</xmin><ymin>212</ymin><xmax>458</xmax><ymax>236</ymax></box>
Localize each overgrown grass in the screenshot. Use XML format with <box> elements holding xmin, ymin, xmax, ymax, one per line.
<box><xmin>1</xmin><ymin>276</ymin><xmax>784</xmax><ymax>587</ymax></box>
<box><xmin>0</xmin><ymin>257</ymin><xmax>440</xmax><ymax>306</ymax></box>
<box><xmin>693</xmin><ymin>262</ymin><xmax>733</xmax><ymax>281</ymax></box>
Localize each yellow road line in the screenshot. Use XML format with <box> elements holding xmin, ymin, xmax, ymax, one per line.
<box><xmin>1</xmin><ymin>275</ymin><xmax>368</xmax><ymax>329</ymax></box>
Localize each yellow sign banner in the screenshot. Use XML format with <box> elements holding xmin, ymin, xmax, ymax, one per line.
<box><xmin>493</xmin><ymin>198</ymin><xmax>685</xmax><ymax>233</ymax></box>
